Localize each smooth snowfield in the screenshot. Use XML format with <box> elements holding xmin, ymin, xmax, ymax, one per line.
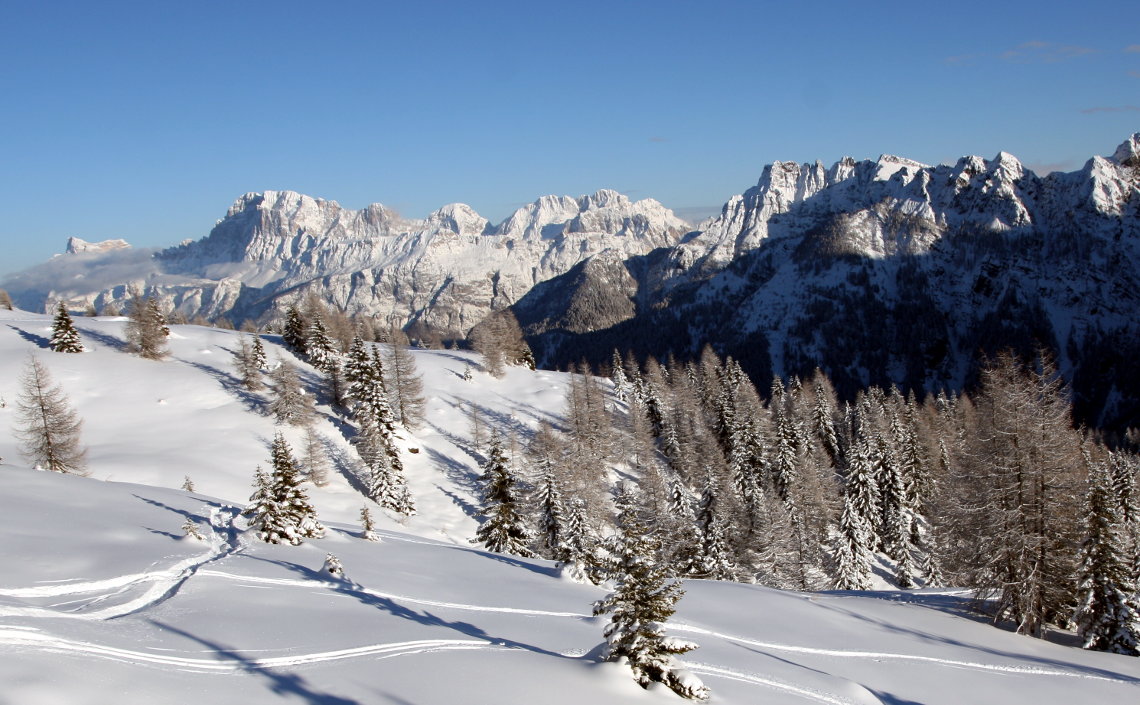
<box><xmin>1</xmin><ymin>311</ymin><xmax>1139</xmax><ymax>704</ymax></box>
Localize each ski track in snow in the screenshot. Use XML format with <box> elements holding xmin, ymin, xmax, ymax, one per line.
<box><xmin>195</xmin><ymin>569</ymin><xmax>592</xmax><ymax>618</ymax></box>
<box><xmin>0</xmin><ymin>627</ymin><xmax>498</xmax><ymax>672</ymax></box>
<box><xmin>671</xmin><ymin>623</ymin><xmax>1133</xmax><ymax>684</ymax></box>
<box><xmin>686</xmin><ymin>662</ymin><xmax>871</xmax><ymax>705</ymax></box>
<box><xmin>0</xmin><ymin>505</ymin><xmax>242</xmax><ymax>621</ymax></box>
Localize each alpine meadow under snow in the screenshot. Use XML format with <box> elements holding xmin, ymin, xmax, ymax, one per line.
<box><xmin>2</xmin><ymin>308</ymin><xmax>1139</xmax><ymax>704</ymax></box>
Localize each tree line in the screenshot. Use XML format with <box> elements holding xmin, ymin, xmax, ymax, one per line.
<box><xmin>471</xmin><ymin>346</ymin><xmax>1140</xmax><ymax>657</ymax></box>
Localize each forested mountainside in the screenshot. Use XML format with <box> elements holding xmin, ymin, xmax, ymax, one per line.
<box><xmin>4</xmin><ymin>135</ymin><xmax>1138</xmax><ymax>429</ymax></box>
<box><xmin>514</xmin><ymin>135</ymin><xmax>1140</xmax><ymax>432</ymax></box>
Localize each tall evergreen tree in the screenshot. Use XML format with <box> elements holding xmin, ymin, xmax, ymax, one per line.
<box><xmin>306</xmin><ymin>314</ymin><xmax>338</xmax><ymax>372</ymax></box>
<box><xmin>49</xmin><ymin>302</ymin><xmax>83</xmax><ymax>353</ymax></box>
<box><xmin>832</xmin><ymin>488</ymin><xmax>875</xmax><ymax>590</ymax></box>
<box><xmin>282</xmin><ymin>305</ymin><xmax>308</xmax><ymax>355</ymax></box>
<box><xmin>695</xmin><ymin>475</ymin><xmax>736</xmax><ymax>581</ymax></box>
<box><xmin>593</xmin><ymin>484</ymin><xmax>709</xmax><ymax>700</ymax></box>
<box><xmin>1074</xmin><ymin>457</ymin><xmax>1140</xmax><ymax>655</ymax></box>
<box><xmin>474</xmin><ymin>434</ymin><xmax>534</xmax><ymax>557</ymax></box>
<box><xmin>14</xmin><ymin>356</ymin><xmax>88</xmax><ymax>475</ymax></box>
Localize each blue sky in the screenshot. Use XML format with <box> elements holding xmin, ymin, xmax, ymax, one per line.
<box><xmin>2</xmin><ymin>0</ymin><xmax>1138</xmax><ymax>278</ymax></box>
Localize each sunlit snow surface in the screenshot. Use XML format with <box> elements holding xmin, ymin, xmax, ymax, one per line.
<box><xmin>1</xmin><ymin>309</ymin><xmax>1138</xmax><ymax>704</ymax></box>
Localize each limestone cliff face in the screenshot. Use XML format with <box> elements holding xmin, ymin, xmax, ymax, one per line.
<box><xmin>14</xmin><ymin>188</ymin><xmax>689</xmax><ymax>335</ymax></box>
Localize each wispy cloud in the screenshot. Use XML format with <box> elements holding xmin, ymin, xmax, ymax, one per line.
<box><xmin>1025</xmin><ymin>160</ymin><xmax>1079</xmax><ymax>175</ymax></box>
<box><xmin>1080</xmin><ymin>105</ymin><xmax>1140</xmax><ymax>114</ymax></box>
<box><xmin>1129</xmin><ymin>70</ymin><xmax>1140</xmax><ymax>78</ymax></box>
<box><xmin>1125</xmin><ymin>44</ymin><xmax>1140</xmax><ymax>53</ymax></box>
<box><xmin>1001</xmin><ymin>41</ymin><xmax>1096</xmax><ymax>63</ymax></box>
<box><xmin>943</xmin><ymin>53</ymin><xmax>980</xmax><ymax>65</ymax></box>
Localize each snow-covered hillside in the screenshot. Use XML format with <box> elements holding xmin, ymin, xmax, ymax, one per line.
<box><xmin>2</xmin><ymin>309</ymin><xmax>1139</xmax><ymax>703</ymax></box>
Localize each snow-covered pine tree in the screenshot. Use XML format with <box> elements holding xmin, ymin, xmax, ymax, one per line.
<box><xmin>14</xmin><ymin>355</ymin><xmax>88</xmax><ymax>475</ymax></box>
<box><xmin>306</xmin><ymin>314</ymin><xmax>338</xmax><ymax>373</ymax></box>
<box><xmin>665</xmin><ymin>476</ymin><xmax>703</xmax><ymax>576</ymax></box>
<box><xmin>360</xmin><ymin>506</ymin><xmax>380</xmax><ymax>541</ymax></box>
<box><xmin>251</xmin><ymin>335</ymin><xmax>267</xmax><ymax>370</ymax></box>
<box><xmin>561</xmin><ymin>497</ymin><xmax>601</xmax><ymax>583</ymax></box>
<box><xmin>475</xmin><ymin>433</ymin><xmax>534</xmax><ymax>557</ymax></box>
<box><xmin>244</xmin><ymin>435</ymin><xmax>325</xmax><ymax>545</ymax></box>
<box><xmin>695</xmin><ymin>473</ymin><xmax>736</xmax><ymax>580</ymax></box>
<box><xmin>593</xmin><ymin>484</ymin><xmax>709</xmax><ymax>700</ymax></box>
<box><xmin>1074</xmin><ymin>456</ymin><xmax>1140</xmax><ymax>655</ymax></box>
<box><xmin>268</xmin><ymin>357</ymin><xmax>314</xmax><ymax>426</ymax></box>
<box><xmin>529</xmin><ymin>429</ymin><xmax>567</xmax><ymax>559</ymax></box>
<box><xmin>322</xmin><ymin>553</ymin><xmax>345</xmax><ymax>579</ymax></box>
<box><xmin>49</xmin><ymin>302</ymin><xmax>83</xmax><ymax>353</ymax></box>
<box><xmin>611</xmin><ymin>349</ymin><xmax>631</xmax><ymax>402</ymax></box>
<box><xmin>846</xmin><ymin>436</ymin><xmax>881</xmax><ymax>543</ymax></box>
<box><xmin>182</xmin><ymin>517</ymin><xmax>205</xmax><ymax>540</ymax></box>
<box><xmin>282</xmin><ymin>305</ymin><xmax>308</xmax><ymax>355</ymax></box>
<box><xmin>832</xmin><ymin>487</ymin><xmax>874</xmax><ymax>590</ymax></box>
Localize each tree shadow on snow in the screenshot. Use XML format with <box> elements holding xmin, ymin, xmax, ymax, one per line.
<box><xmin>246</xmin><ymin>555</ymin><xmax>566</xmax><ymax>658</ymax></box>
<box><xmin>73</xmin><ymin>326</ymin><xmax>130</xmax><ymax>352</ymax></box>
<box><xmin>181</xmin><ymin>358</ymin><xmax>266</xmax><ymax>414</ymax></box>
<box><xmin>810</xmin><ymin>599</ymin><xmax>1140</xmax><ymax>685</ymax></box>
<box><xmin>8</xmin><ymin>324</ymin><xmax>50</xmax><ymax>349</ymax></box>
<box><xmin>148</xmin><ymin>620</ymin><xmax>363</xmax><ymax>705</ymax></box>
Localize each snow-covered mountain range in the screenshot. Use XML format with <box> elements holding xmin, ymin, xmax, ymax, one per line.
<box><xmin>4</xmin><ymin>189</ymin><xmax>688</xmax><ymax>337</ymax></box>
<box><xmin>5</xmin><ymin>135</ymin><xmax>1139</xmax><ymax>427</ymax></box>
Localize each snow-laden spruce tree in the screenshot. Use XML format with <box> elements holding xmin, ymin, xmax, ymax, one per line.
<box><xmin>49</xmin><ymin>302</ymin><xmax>83</xmax><ymax>353</ymax></box>
<box><xmin>14</xmin><ymin>355</ymin><xmax>88</xmax><ymax>475</ymax></box>
<box><xmin>1074</xmin><ymin>456</ymin><xmax>1140</xmax><ymax>655</ymax></box>
<box><xmin>282</xmin><ymin>305</ymin><xmax>308</xmax><ymax>355</ymax></box>
<box><xmin>832</xmin><ymin>488</ymin><xmax>875</xmax><ymax>590</ymax></box>
<box><xmin>475</xmin><ymin>433</ymin><xmax>534</xmax><ymax>557</ymax></box>
<box><xmin>306</xmin><ymin>314</ymin><xmax>338</xmax><ymax>373</ymax></box>
<box><xmin>593</xmin><ymin>484</ymin><xmax>708</xmax><ymax>700</ymax></box>
<box><xmin>347</xmin><ymin>340</ymin><xmax>412</xmax><ymax>515</ymax></box>
<box><xmin>243</xmin><ymin>434</ymin><xmax>325</xmax><ymax>545</ymax></box>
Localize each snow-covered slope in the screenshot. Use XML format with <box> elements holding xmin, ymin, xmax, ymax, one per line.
<box><xmin>2</xmin><ymin>309</ymin><xmax>1139</xmax><ymax>704</ymax></box>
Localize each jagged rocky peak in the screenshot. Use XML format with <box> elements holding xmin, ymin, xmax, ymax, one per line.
<box><xmin>65</xmin><ymin>237</ymin><xmax>131</xmax><ymax>255</ymax></box>
<box><xmin>424</xmin><ymin>203</ymin><xmax>492</xmax><ymax>237</ymax></box>
<box><xmin>494</xmin><ymin>189</ymin><xmax>688</xmax><ymax>241</ymax></box>
<box><xmin>1113</xmin><ymin>133</ymin><xmax>1140</xmax><ymax>167</ymax></box>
